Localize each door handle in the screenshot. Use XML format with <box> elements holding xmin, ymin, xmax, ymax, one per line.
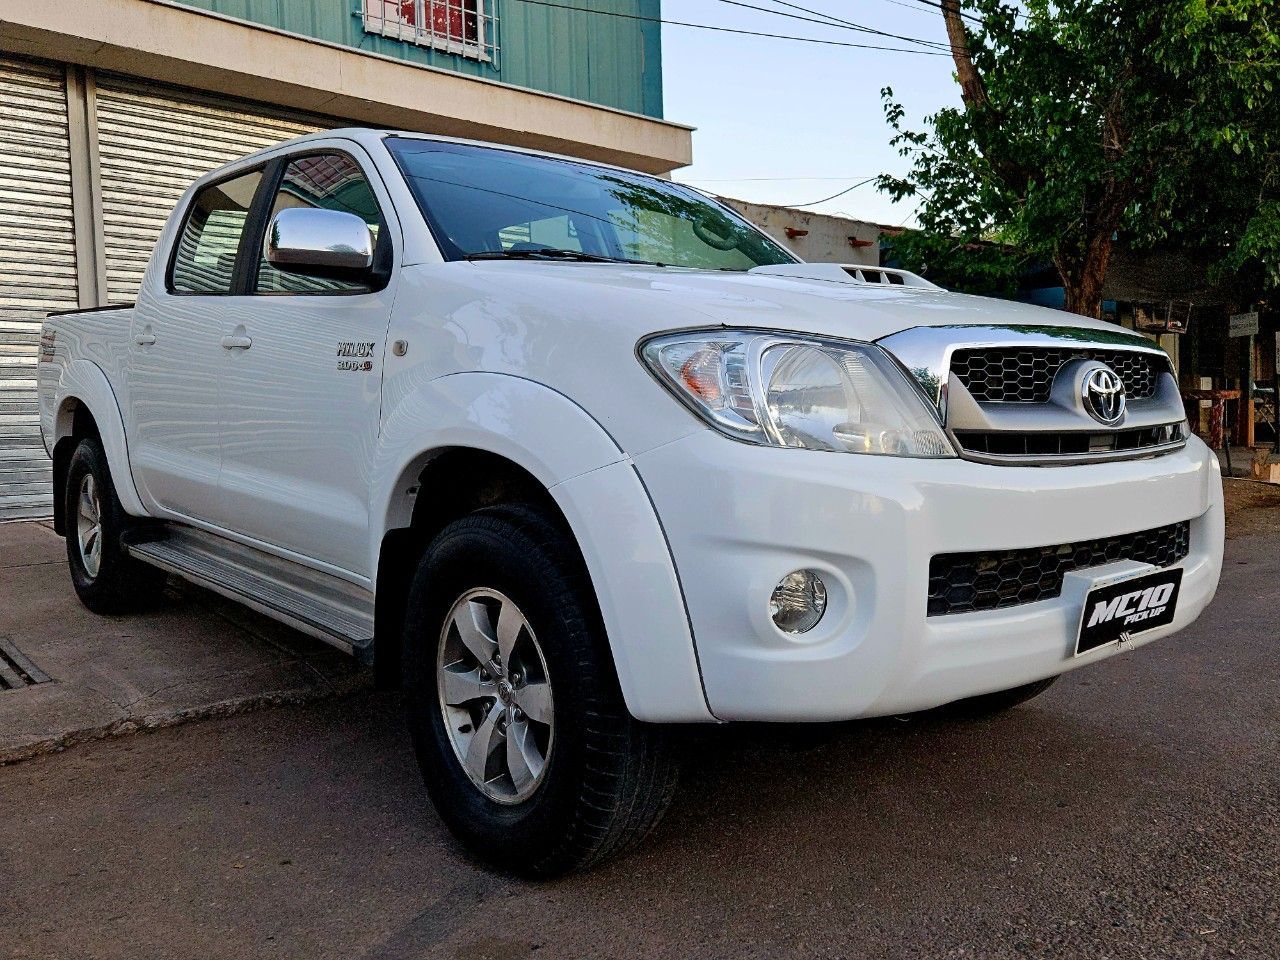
<box><xmin>134</xmin><ymin>329</ymin><xmax>156</xmax><ymax>346</ymax></box>
<box><xmin>221</xmin><ymin>334</ymin><xmax>253</xmax><ymax>351</ymax></box>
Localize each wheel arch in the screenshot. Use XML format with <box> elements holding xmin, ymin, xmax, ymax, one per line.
<box><xmin>50</xmin><ymin>397</ymin><xmax>100</xmax><ymax>536</ymax></box>
<box><xmin>48</xmin><ymin>361</ymin><xmax>148</xmax><ymax>532</ymax></box>
<box><xmin>370</xmin><ymin>372</ymin><xmax>713</xmax><ymax>721</ymax></box>
<box><xmin>374</xmin><ymin>445</ymin><xmax>582</xmax><ymax>689</ymax></box>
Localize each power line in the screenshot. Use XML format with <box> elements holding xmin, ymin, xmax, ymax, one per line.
<box><xmin>868</xmin><ymin>0</ymin><xmax>1027</xmax><ymax>29</ymax></box>
<box><xmin>712</xmin><ymin>0</ymin><xmax>952</xmax><ymax>52</ymax></box>
<box><xmin>868</xmin><ymin>0</ymin><xmax>954</xmax><ymax>20</ymax></box>
<box><xmin>907</xmin><ymin>0</ymin><xmax>995</xmax><ymax>27</ymax></box>
<box><xmin>785</xmin><ymin>176</ymin><xmax>880</xmax><ymax>207</ymax></box>
<box><xmin>682</xmin><ymin>176</ymin><xmax>879</xmax><ymax>182</ymax></box>
<box><xmin>511</xmin><ymin>0</ymin><xmax>950</xmax><ymax>54</ymax></box>
<box><xmin>755</xmin><ymin>0</ymin><xmax>963</xmax><ymax>51</ymax></box>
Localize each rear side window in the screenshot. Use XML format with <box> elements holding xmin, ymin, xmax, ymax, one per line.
<box><xmin>170</xmin><ymin>170</ymin><xmax>263</xmax><ymax>294</ymax></box>
<box><xmin>255</xmin><ymin>154</ymin><xmax>385</xmax><ymax>295</ymax></box>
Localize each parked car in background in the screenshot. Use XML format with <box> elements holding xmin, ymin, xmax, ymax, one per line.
<box><xmin>38</xmin><ymin>130</ymin><xmax>1224</xmax><ymax>875</ymax></box>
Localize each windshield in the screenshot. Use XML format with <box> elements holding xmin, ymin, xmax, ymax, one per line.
<box><xmin>386</xmin><ymin>137</ymin><xmax>797</xmax><ymax>271</ymax></box>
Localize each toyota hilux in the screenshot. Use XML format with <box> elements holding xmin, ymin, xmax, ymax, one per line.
<box><xmin>38</xmin><ymin>129</ymin><xmax>1223</xmax><ymax>875</ymax></box>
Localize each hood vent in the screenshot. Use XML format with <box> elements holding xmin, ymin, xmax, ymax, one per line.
<box><xmin>749</xmin><ymin>263</ymin><xmax>939</xmax><ymax>289</ymax></box>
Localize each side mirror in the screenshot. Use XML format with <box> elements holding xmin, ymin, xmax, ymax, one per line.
<box><xmin>264</xmin><ymin>207</ymin><xmax>374</xmax><ymax>277</ymax></box>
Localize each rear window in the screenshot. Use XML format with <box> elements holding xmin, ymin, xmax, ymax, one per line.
<box><xmin>170</xmin><ymin>170</ymin><xmax>263</xmax><ymax>294</ymax></box>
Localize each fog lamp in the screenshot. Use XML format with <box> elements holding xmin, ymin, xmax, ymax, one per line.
<box><xmin>770</xmin><ymin>570</ymin><xmax>828</xmax><ymax>634</ymax></box>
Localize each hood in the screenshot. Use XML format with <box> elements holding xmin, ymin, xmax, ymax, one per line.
<box><xmin>457</xmin><ymin>260</ymin><xmax>1126</xmax><ymax>343</ymax></box>
<box><xmin>403</xmin><ymin>260</ymin><xmax>1156</xmax><ymax>461</ymax></box>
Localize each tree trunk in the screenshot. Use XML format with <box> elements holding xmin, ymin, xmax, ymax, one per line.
<box><xmin>941</xmin><ymin>0</ymin><xmax>987</xmax><ymax>108</ymax></box>
<box><xmin>1054</xmin><ymin>230</ymin><xmax>1116</xmax><ymax>318</ymax></box>
<box><xmin>939</xmin><ymin>1</ymin><xmax>1030</xmax><ymax>195</ymax></box>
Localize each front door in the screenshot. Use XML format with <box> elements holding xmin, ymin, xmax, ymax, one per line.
<box><xmin>128</xmin><ymin>167</ymin><xmax>264</xmax><ymax>521</ymax></box>
<box><xmin>211</xmin><ymin>149</ymin><xmax>398</xmax><ymax>577</ymax></box>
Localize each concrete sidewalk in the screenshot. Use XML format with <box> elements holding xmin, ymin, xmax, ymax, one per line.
<box><xmin>0</xmin><ymin>521</ymin><xmax>367</xmax><ymax>764</ymax></box>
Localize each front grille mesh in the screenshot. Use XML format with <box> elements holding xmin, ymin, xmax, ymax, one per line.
<box><xmin>927</xmin><ymin>521</ymin><xmax>1191</xmax><ymax>616</ymax></box>
<box><xmin>951</xmin><ymin>348</ymin><xmax>1164</xmax><ymax>403</ymax></box>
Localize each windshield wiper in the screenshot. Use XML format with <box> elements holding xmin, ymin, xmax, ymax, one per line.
<box><xmin>464</xmin><ymin>248</ymin><xmax>664</xmax><ymax>266</ymax></box>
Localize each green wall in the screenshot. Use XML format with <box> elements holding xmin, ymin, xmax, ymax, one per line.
<box><xmin>177</xmin><ymin>0</ymin><xmax>664</xmax><ymax>117</ymax></box>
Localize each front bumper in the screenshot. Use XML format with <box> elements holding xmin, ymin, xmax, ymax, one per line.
<box><xmin>634</xmin><ymin>432</ymin><xmax>1224</xmax><ymax>721</ymax></box>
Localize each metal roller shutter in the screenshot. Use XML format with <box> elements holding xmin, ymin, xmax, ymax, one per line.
<box><xmin>94</xmin><ymin>75</ymin><xmax>336</xmax><ymax>303</ymax></box>
<box><xmin>0</xmin><ymin>56</ymin><xmax>76</xmax><ymax>521</ymax></box>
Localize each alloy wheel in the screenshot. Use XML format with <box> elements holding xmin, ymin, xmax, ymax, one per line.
<box><xmin>437</xmin><ymin>588</ymin><xmax>554</xmax><ymax>804</ymax></box>
<box><xmin>76</xmin><ymin>473</ymin><xmax>103</xmax><ymax>579</ymax></box>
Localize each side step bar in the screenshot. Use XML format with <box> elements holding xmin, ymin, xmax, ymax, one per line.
<box><xmin>126</xmin><ymin>526</ymin><xmax>375</xmax><ymax>663</ymax></box>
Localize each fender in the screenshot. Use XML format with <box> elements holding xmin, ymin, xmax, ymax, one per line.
<box><xmin>373</xmin><ymin>371</ymin><xmax>715</xmax><ymax>722</ymax></box>
<box><xmin>51</xmin><ymin>358</ymin><xmax>148</xmax><ymax>518</ymax></box>
<box><xmin>374</xmin><ymin>371</ymin><xmax>629</xmax><ymax>543</ymax></box>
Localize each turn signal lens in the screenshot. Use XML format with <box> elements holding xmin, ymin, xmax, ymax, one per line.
<box><xmin>679</xmin><ymin>348</ymin><xmax>724</xmax><ymax>406</ymax></box>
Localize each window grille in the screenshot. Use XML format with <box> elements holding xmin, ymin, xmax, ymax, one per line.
<box><xmin>362</xmin><ymin>0</ymin><xmax>498</xmax><ymax>64</ymax></box>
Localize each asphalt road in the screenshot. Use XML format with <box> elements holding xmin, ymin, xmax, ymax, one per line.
<box><xmin>2</xmin><ymin>534</ymin><xmax>1276</xmax><ymax>960</ymax></box>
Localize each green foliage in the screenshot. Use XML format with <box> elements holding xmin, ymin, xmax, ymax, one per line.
<box><xmin>879</xmin><ymin>0</ymin><xmax>1280</xmax><ymax>309</ymax></box>
<box><xmin>879</xmin><ymin>228</ymin><xmax>1030</xmax><ymax>297</ymax></box>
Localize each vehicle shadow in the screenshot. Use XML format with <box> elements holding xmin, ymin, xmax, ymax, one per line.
<box><xmin>492</xmin><ymin>679</ymin><xmax>1263</xmax><ymax>959</ymax></box>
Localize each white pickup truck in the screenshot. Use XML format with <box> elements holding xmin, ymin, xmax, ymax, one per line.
<box><xmin>39</xmin><ymin>129</ymin><xmax>1223</xmax><ymax>875</ymax></box>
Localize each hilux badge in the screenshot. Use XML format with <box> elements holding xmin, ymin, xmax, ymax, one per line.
<box><xmin>1082</xmin><ymin>365</ymin><xmax>1125</xmax><ymax>425</ymax></box>
<box><xmin>337</xmin><ymin>341</ymin><xmax>377</xmax><ymax>372</ymax></box>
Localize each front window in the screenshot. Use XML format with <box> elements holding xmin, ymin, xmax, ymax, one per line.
<box><xmin>362</xmin><ymin>0</ymin><xmax>494</xmax><ymax>62</ymax></box>
<box><xmin>386</xmin><ymin>138</ymin><xmax>797</xmax><ymax>272</ymax></box>
<box><xmin>255</xmin><ymin>154</ymin><xmax>386</xmax><ymax>295</ymax></box>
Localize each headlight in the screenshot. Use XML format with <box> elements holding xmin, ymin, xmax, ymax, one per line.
<box><xmin>641</xmin><ymin>330</ymin><xmax>954</xmax><ymax>457</ymax></box>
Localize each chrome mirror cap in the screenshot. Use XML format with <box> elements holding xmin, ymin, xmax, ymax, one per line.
<box><xmin>265</xmin><ymin>207</ymin><xmax>374</xmax><ymax>273</ymax></box>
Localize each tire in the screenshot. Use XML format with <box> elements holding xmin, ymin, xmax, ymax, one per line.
<box><xmin>402</xmin><ymin>504</ymin><xmax>678</xmax><ymax>877</ymax></box>
<box><xmin>942</xmin><ymin>675</ymin><xmax>1059</xmax><ymax>717</ymax></box>
<box><xmin>64</xmin><ymin>438</ymin><xmax>166</xmax><ymax>614</ymax></box>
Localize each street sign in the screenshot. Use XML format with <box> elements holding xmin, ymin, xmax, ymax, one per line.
<box><xmin>1230</xmin><ymin>311</ymin><xmax>1260</xmax><ymax>337</ymax></box>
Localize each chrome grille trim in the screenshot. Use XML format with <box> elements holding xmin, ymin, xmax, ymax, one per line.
<box><xmin>876</xmin><ymin>325</ymin><xmax>1187</xmax><ymax>467</ymax></box>
<box><xmin>955</xmin><ymin>423</ymin><xmax>1187</xmax><ymax>460</ymax></box>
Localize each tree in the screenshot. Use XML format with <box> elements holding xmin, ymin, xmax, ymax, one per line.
<box><xmin>878</xmin><ymin>0</ymin><xmax>1280</xmax><ymax>317</ymax></box>
<box><xmin>878</xmin><ymin>227</ymin><xmax>1030</xmax><ymax>298</ymax></box>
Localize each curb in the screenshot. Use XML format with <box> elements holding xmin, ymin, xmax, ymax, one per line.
<box><xmin>0</xmin><ymin>672</ymin><xmax>372</xmax><ymax>767</ymax></box>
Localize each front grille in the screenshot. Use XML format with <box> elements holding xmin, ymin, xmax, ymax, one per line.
<box><xmin>955</xmin><ymin>423</ymin><xmax>1184</xmax><ymax>459</ymax></box>
<box><xmin>927</xmin><ymin>520</ymin><xmax>1191</xmax><ymax>616</ymax></box>
<box><xmin>951</xmin><ymin>348</ymin><xmax>1164</xmax><ymax>403</ymax></box>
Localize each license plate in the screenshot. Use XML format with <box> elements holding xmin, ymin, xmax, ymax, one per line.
<box><xmin>1076</xmin><ymin>568</ymin><xmax>1183</xmax><ymax>655</ymax></box>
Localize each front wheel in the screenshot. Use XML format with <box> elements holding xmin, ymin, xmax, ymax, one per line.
<box><xmin>402</xmin><ymin>505</ymin><xmax>678</xmax><ymax>877</ymax></box>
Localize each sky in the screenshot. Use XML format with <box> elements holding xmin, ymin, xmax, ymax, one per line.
<box><xmin>661</xmin><ymin>0</ymin><xmax>962</xmax><ymax>226</ymax></box>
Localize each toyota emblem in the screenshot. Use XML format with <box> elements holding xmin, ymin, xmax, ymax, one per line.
<box><xmin>1082</xmin><ymin>365</ymin><xmax>1126</xmax><ymax>425</ymax></box>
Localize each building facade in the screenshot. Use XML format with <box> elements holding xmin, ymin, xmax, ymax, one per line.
<box><xmin>0</xmin><ymin>0</ymin><xmax>690</xmax><ymax>519</ymax></box>
<box><xmin>717</xmin><ymin>197</ymin><xmax>884</xmax><ymax>268</ymax></box>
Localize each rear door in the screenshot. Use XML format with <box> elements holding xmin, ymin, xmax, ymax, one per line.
<box><xmin>210</xmin><ymin>146</ymin><xmax>399</xmax><ymax>576</ymax></box>
<box><xmin>127</xmin><ymin>167</ymin><xmax>265</xmax><ymax>520</ymax></box>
